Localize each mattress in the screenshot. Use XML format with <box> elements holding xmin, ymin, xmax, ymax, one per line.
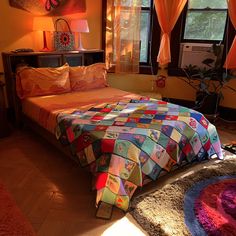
<box><xmin>22</xmin><ymin>87</ymin><xmax>141</xmax><ymax>133</ymax></box>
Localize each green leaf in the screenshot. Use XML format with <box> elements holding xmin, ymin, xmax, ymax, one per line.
<box><xmin>202</xmin><ymin>58</ymin><xmax>214</xmax><ymax>67</ymax></box>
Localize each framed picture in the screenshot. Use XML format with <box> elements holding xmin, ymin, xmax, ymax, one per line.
<box><xmin>9</xmin><ymin>0</ymin><xmax>86</xmax><ymax>16</ymax></box>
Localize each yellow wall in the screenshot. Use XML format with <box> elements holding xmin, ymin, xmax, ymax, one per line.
<box><xmin>107</xmin><ymin>69</ymin><xmax>236</xmax><ymax>109</ymax></box>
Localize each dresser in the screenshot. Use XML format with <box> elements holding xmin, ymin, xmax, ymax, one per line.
<box><xmin>2</xmin><ymin>50</ymin><xmax>104</xmax><ymax>124</ymax></box>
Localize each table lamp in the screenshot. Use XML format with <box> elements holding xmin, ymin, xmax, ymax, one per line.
<box><xmin>33</xmin><ymin>17</ymin><xmax>54</xmax><ymax>51</ymax></box>
<box><xmin>70</xmin><ymin>19</ymin><xmax>89</xmax><ymax>50</ymax></box>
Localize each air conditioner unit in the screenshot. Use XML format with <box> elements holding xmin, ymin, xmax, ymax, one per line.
<box><xmin>179</xmin><ymin>43</ymin><xmax>222</xmax><ymax>69</ymax></box>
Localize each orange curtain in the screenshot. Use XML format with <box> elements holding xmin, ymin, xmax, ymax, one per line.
<box><xmin>106</xmin><ymin>0</ymin><xmax>141</xmax><ymax>73</ymax></box>
<box><xmin>154</xmin><ymin>0</ymin><xmax>187</xmax><ymax>65</ymax></box>
<box><xmin>224</xmin><ymin>0</ymin><xmax>236</xmax><ymax>69</ymax></box>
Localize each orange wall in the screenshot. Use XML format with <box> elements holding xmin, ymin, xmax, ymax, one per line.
<box><xmin>0</xmin><ymin>0</ymin><xmax>102</xmax><ymax>72</ymax></box>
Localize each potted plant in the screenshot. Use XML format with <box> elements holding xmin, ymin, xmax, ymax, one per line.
<box><xmin>181</xmin><ymin>44</ymin><xmax>236</xmax><ymax>117</ymax></box>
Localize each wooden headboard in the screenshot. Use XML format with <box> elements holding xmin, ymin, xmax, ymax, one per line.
<box><xmin>1</xmin><ymin>50</ymin><xmax>104</xmax><ymax>125</ymax></box>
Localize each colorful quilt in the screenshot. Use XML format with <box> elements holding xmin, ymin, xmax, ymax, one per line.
<box><xmin>55</xmin><ymin>98</ymin><xmax>223</xmax><ymax>211</ymax></box>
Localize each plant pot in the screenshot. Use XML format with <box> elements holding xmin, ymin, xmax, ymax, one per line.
<box><xmin>195</xmin><ymin>92</ymin><xmax>220</xmax><ymax>115</ymax></box>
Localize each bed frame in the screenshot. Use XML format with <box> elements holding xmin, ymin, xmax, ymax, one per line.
<box><xmin>2</xmin><ymin>50</ymin><xmax>105</xmax><ymax>162</ymax></box>
<box><xmin>23</xmin><ymin>114</ymin><xmax>72</xmax><ymax>157</ymax></box>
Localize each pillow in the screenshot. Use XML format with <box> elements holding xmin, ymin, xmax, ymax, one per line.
<box><xmin>16</xmin><ymin>63</ymin><xmax>70</xmax><ymax>99</ymax></box>
<box><xmin>69</xmin><ymin>63</ymin><xmax>108</xmax><ymax>91</ymax></box>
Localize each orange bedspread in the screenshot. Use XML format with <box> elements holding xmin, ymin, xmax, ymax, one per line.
<box><xmin>22</xmin><ymin>87</ymin><xmax>141</xmax><ymax>133</ymax></box>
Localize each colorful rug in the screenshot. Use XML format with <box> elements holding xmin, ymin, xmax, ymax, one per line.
<box><xmin>130</xmin><ymin>158</ymin><xmax>236</xmax><ymax>236</ymax></box>
<box><xmin>0</xmin><ymin>181</ymin><xmax>36</xmax><ymax>236</ymax></box>
<box><xmin>184</xmin><ymin>175</ymin><xmax>236</xmax><ymax>236</ymax></box>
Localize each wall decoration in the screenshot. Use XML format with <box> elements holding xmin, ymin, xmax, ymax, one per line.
<box><xmin>9</xmin><ymin>0</ymin><xmax>86</xmax><ymax>16</ymax></box>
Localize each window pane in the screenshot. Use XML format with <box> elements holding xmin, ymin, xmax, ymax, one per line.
<box><xmin>189</xmin><ymin>0</ymin><xmax>227</xmax><ymax>9</ymax></box>
<box><xmin>184</xmin><ymin>11</ymin><xmax>227</xmax><ymax>41</ymax></box>
<box><xmin>140</xmin><ymin>11</ymin><xmax>150</xmax><ymax>62</ymax></box>
<box><xmin>114</xmin><ymin>0</ymin><xmax>141</xmax><ymax>7</ymax></box>
<box><xmin>142</xmin><ymin>0</ymin><xmax>151</xmax><ymax>7</ymax></box>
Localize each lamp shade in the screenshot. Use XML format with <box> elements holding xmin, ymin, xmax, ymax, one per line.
<box><xmin>33</xmin><ymin>17</ymin><xmax>54</xmax><ymax>31</ymax></box>
<box><xmin>70</xmin><ymin>19</ymin><xmax>89</xmax><ymax>33</ymax></box>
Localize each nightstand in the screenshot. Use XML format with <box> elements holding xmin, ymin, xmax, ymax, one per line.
<box><xmin>0</xmin><ymin>81</ymin><xmax>10</xmax><ymax>138</ymax></box>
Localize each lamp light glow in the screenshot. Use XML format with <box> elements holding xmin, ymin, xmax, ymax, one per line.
<box><xmin>33</xmin><ymin>17</ymin><xmax>54</xmax><ymax>51</ymax></box>
<box><xmin>70</xmin><ymin>19</ymin><xmax>89</xmax><ymax>50</ymax></box>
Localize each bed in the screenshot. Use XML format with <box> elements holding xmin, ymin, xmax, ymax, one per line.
<box><xmin>14</xmin><ymin>62</ymin><xmax>223</xmax><ymax>215</ymax></box>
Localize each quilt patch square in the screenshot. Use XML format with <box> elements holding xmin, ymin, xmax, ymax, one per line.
<box><xmin>115</xmin><ymin>195</ymin><xmax>129</xmax><ymax>211</ymax></box>
<box><xmin>142</xmin><ymin>158</ymin><xmax>156</xmax><ymax>176</ymax></box>
<box><xmin>96</xmin><ymin>154</ymin><xmax>111</xmax><ymax>172</ymax></box>
<box><xmin>190</xmin><ymin>112</ymin><xmax>203</xmax><ymax>122</ymax></box>
<box><xmin>149</xmin><ymin>164</ymin><xmax>162</xmax><ymax>180</ymax></box>
<box><xmin>142</xmin><ymin>138</ymin><xmax>155</xmax><ymax>156</ymax></box>
<box><xmin>158</xmin><ymin>133</ymin><xmax>169</xmax><ymax>148</ymax></box>
<box><xmin>115</xmin><ymin>117</ymin><xmax>128</xmax><ymax>122</ymax></box>
<box><xmin>114</xmin><ymin>140</ymin><xmax>131</xmax><ymax>157</ymax></box>
<box><xmin>170</xmin><ymin>129</ymin><xmax>182</xmax><ymax>143</ymax></box>
<box><xmin>106</xmin><ymin>174</ymin><xmax>120</xmax><ymax>194</ymax></box>
<box><xmin>92</xmin><ymin>115</ymin><xmax>105</xmax><ymax>121</ymax></box>
<box><xmin>125</xmin><ymin>122</ymin><xmax>138</xmax><ymax>128</ymax></box>
<box><xmin>101</xmin><ymin>187</ymin><xmax>117</xmax><ymax>205</ymax></box>
<box><xmin>150</xmin><ymin>144</ymin><xmax>167</xmax><ymax>166</ymax></box>
<box><xmin>83</xmin><ymin>124</ymin><xmax>96</xmax><ymax>131</ymax></box>
<box><xmin>101</xmin><ymin>139</ymin><xmax>115</xmax><ymax>153</ymax></box>
<box><xmin>89</xmin><ymin>107</ymin><xmax>102</xmax><ymax>112</ymax></box>
<box><xmin>96</xmin><ymin>172</ymin><xmax>108</xmax><ymax>190</ymax></box>
<box><xmin>161</xmin><ymin>125</ymin><xmax>173</xmax><ymax>137</ymax></box>
<box><xmin>144</xmin><ymin>110</ymin><xmax>157</xmax><ymax>115</ymax></box>
<box><xmin>154</xmin><ymin>114</ymin><xmax>166</xmax><ymax>120</ymax></box>
<box><xmin>127</xmin><ymin>144</ymin><xmax>141</xmax><ymax>163</ymax></box>
<box><xmin>127</xmin><ymin>117</ymin><xmax>140</xmax><ymax>123</ymax></box>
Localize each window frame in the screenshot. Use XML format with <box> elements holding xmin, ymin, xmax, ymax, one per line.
<box><xmin>139</xmin><ymin>1</ymin><xmax>153</xmax><ymax>65</ymax></box>
<box><xmin>168</xmin><ymin>1</ymin><xmax>235</xmax><ymax>76</ymax></box>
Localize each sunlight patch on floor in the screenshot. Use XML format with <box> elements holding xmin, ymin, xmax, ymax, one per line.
<box><xmin>101</xmin><ymin>214</ymin><xmax>147</xmax><ymax>236</ymax></box>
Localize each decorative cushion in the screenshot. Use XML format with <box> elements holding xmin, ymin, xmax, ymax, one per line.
<box><xmin>16</xmin><ymin>63</ymin><xmax>70</xmax><ymax>99</ymax></box>
<box><xmin>69</xmin><ymin>63</ymin><xmax>108</xmax><ymax>91</ymax></box>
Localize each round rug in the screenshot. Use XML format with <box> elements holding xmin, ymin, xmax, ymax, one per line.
<box><xmin>184</xmin><ymin>176</ymin><xmax>236</xmax><ymax>236</ymax></box>
<box><xmin>130</xmin><ymin>158</ymin><xmax>236</xmax><ymax>236</ymax></box>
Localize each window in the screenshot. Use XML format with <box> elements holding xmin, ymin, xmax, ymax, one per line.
<box><xmin>168</xmin><ymin>0</ymin><xmax>235</xmax><ymax>76</ymax></box>
<box><xmin>183</xmin><ymin>0</ymin><xmax>228</xmax><ymax>42</ymax></box>
<box><xmin>140</xmin><ymin>0</ymin><xmax>152</xmax><ymax>63</ymax></box>
<box><xmin>102</xmin><ymin>0</ymin><xmax>159</xmax><ymax>74</ymax></box>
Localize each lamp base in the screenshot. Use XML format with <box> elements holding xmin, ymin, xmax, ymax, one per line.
<box><xmin>77</xmin><ymin>46</ymin><xmax>86</xmax><ymax>51</ymax></box>
<box><xmin>78</xmin><ymin>33</ymin><xmax>86</xmax><ymax>51</ymax></box>
<box><xmin>40</xmin><ymin>47</ymin><xmax>51</xmax><ymax>52</ymax></box>
<box><xmin>40</xmin><ymin>31</ymin><xmax>51</xmax><ymax>52</ymax></box>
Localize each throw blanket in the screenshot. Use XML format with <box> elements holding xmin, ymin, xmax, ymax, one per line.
<box><xmin>56</xmin><ymin>98</ymin><xmax>223</xmax><ymax>211</ymax></box>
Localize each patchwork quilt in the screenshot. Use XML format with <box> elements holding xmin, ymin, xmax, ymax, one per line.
<box><xmin>55</xmin><ymin>98</ymin><xmax>223</xmax><ymax>211</ymax></box>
